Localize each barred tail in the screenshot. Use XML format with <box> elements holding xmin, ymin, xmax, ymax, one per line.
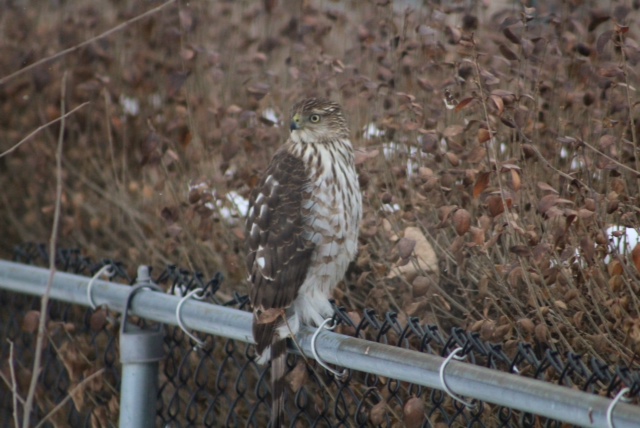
<box><xmin>270</xmin><ymin>338</ymin><xmax>287</xmax><ymax>428</ymax></box>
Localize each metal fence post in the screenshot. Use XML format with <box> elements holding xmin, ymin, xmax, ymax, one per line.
<box><xmin>118</xmin><ymin>266</ymin><xmax>165</xmax><ymax>428</ymax></box>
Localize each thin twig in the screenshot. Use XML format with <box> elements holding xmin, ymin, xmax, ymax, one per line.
<box><xmin>0</xmin><ymin>343</ymin><xmax>26</xmax><ymax>407</ymax></box>
<box><xmin>22</xmin><ymin>71</ymin><xmax>67</xmax><ymax>428</ymax></box>
<box><xmin>618</xmin><ymin>30</ymin><xmax>640</xmax><ymax>189</ymax></box>
<box><xmin>0</xmin><ymin>102</ymin><xmax>89</xmax><ymax>159</ymax></box>
<box><xmin>0</xmin><ymin>0</ymin><xmax>176</xmax><ymax>86</ymax></box>
<box><xmin>580</xmin><ymin>139</ymin><xmax>640</xmax><ymax>176</ymax></box>
<box><xmin>34</xmin><ymin>368</ymin><xmax>105</xmax><ymax>428</ymax></box>
<box><xmin>102</xmin><ymin>88</ymin><xmax>120</xmax><ymax>188</ymax></box>
<box><xmin>9</xmin><ymin>340</ymin><xmax>20</xmax><ymax>428</ymax></box>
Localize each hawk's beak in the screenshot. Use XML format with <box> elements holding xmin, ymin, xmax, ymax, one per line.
<box><xmin>290</xmin><ymin>114</ymin><xmax>301</xmax><ymax>131</ymax></box>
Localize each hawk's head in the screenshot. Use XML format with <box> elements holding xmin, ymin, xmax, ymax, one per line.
<box><xmin>289</xmin><ymin>98</ymin><xmax>349</xmax><ymax>143</ymax></box>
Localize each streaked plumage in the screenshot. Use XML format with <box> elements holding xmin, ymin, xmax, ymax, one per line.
<box><xmin>245</xmin><ymin>98</ymin><xmax>362</xmax><ymax>427</ymax></box>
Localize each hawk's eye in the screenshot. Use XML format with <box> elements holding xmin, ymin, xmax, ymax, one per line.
<box><xmin>309</xmin><ymin>114</ymin><xmax>321</xmax><ymax>123</ymax></box>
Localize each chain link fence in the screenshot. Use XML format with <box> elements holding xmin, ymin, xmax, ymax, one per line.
<box><xmin>1</xmin><ymin>244</ymin><xmax>640</xmax><ymax>427</ymax></box>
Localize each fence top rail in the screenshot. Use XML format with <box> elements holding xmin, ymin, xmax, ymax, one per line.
<box><xmin>0</xmin><ymin>258</ymin><xmax>638</xmax><ymax>427</ymax></box>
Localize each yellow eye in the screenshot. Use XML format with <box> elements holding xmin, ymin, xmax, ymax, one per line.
<box><xmin>309</xmin><ymin>114</ymin><xmax>320</xmax><ymax>123</ymax></box>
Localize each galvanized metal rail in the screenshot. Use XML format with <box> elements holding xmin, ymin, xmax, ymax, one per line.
<box><xmin>0</xmin><ymin>259</ymin><xmax>638</xmax><ymax>427</ymax></box>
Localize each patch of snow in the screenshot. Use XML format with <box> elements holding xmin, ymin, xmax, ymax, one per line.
<box><xmin>363</xmin><ymin>122</ymin><xmax>384</xmax><ymax>139</ymax></box>
<box><xmin>605</xmin><ymin>225</ymin><xmax>639</xmax><ymax>263</ymax></box>
<box><xmin>226</xmin><ymin>191</ymin><xmax>250</xmax><ymax>218</ymax></box>
<box><xmin>187</xmin><ymin>181</ymin><xmax>250</xmax><ymax>223</ymax></box>
<box><xmin>560</xmin><ymin>147</ymin><xmax>568</xmax><ymax>159</ymax></box>
<box><xmin>262</xmin><ymin>108</ymin><xmax>280</xmax><ymax>126</ymax></box>
<box><xmin>382</xmin><ymin>142</ymin><xmax>425</xmax><ymax>177</ymax></box>
<box><xmin>120</xmin><ymin>95</ymin><xmax>140</xmax><ymax>116</ymax></box>
<box><xmin>382</xmin><ymin>203</ymin><xmax>401</xmax><ymax>213</ymax></box>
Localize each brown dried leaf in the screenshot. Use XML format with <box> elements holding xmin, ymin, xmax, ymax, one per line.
<box><xmin>469</xmin><ymin>227</ymin><xmax>485</xmax><ymax>247</ymax></box>
<box><xmin>466</xmin><ymin>145</ymin><xmax>487</xmax><ymax>163</ymax></box>
<box><xmin>403</xmin><ymin>397</ymin><xmax>426</xmax><ymax>428</ymax></box>
<box><xmin>589</xmin><ymin>10</ymin><xmax>610</xmax><ymax>31</ymax></box>
<box><xmin>534</xmin><ymin>323</ymin><xmax>549</xmax><ymax>344</ymax></box>
<box><xmin>455</xmin><ymin>97</ymin><xmax>475</xmax><ymax>112</ymax></box>
<box><xmin>538</xmin><ymin>194</ymin><xmax>558</xmax><ymax>215</ymax></box>
<box><xmin>510</xmin><ymin>169</ymin><xmax>521</xmax><ymax>191</ymax></box>
<box><xmin>554</xmin><ymin>300</ymin><xmax>568</xmax><ymax>310</ymax></box>
<box><xmin>445</xmin><ymin>152</ymin><xmax>460</xmax><ymax>166</ymax></box>
<box><xmin>522</xmin><ymin>144</ymin><xmax>535</xmax><ymax>158</ymax></box>
<box><xmin>609</xmin><ymin>275</ymin><xmax>623</xmax><ymax>292</ymax></box>
<box><xmin>22</xmin><ymin>310</ymin><xmax>40</xmax><ymax>334</ymax></box>
<box><xmin>412</xmin><ymin>276</ymin><xmax>431</xmax><ymax>298</ymax></box>
<box><xmin>473</xmin><ymin>171</ymin><xmax>491</xmax><ymax>199</ymax></box>
<box><xmin>450</xmin><ymin>235</ymin><xmax>465</xmax><ymax>255</ymax></box>
<box><xmin>486</xmin><ymin>194</ymin><xmax>506</xmax><ymax>217</ymax></box>
<box><xmin>477</xmin><ymin>128</ymin><xmax>491</xmax><ymax>144</ymax></box>
<box><xmin>507</xmin><ymin>266</ymin><xmax>524</xmax><ymax>288</ymax></box>
<box><xmin>537</xmin><ymin>182</ymin><xmax>558</xmax><ymax>194</ymax></box>
<box><xmin>354</xmin><ymin>149</ymin><xmax>380</xmax><ymax>165</ymax></box>
<box><xmin>287</xmin><ymin>360</ymin><xmax>308</xmax><ymax>393</ymax></box>
<box><xmin>490</xmin><ymin>95</ymin><xmax>505</xmax><ymax>115</ymax></box>
<box><xmin>246</xmin><ymin>82</ymin><xmax>270</xmax><ymax>100</ymax></box>
<box><xmin>480</xmin><ymin>320</ymin><xmax>496</xmax><ymax>340</ymax></box>
<box><xmin>494</xmin><ymin>324</ymin><xmax>511</xmax><ymax>340</ymax></box>
<box><xmin>500</xmin><ymin>116</ymin><xmax>516</xmax><ymax>128</ymax></box>
<box><xmin>437</xmin><ymin>205</ymin><xmax>457</xmax><ymax>224</ymax></box>
<box><xmin>503</xmin><ymin>26</ymin><xmax>521</xmax><ymax>44</ymax></box>
<box><xmin>90</xmin><ymin>309</ymin><xmax>108</xmax><ymax>332</ymax></box>
<box><xmin>421</xmin><ymin>133</ymin><xmax>439</xmax><ymax>153</ymax></box>
<box><xmin>406</xmin><ymin>298</ymin><xmax>429</xmax><ymax>317</ymax></box>
<box><xmin>397</xmin><ymin>238</ymin><xmax>417</xmax><ymax>259</ymax></box>
<box><xmin>167</xmin><ymin>71</ymin><xmax>191</xmax><ymax>97</ymax></box>
<box><xmin>370</xmin><ymin>402</ymin><xmax>387</xmax><ymax>426</ymax></box>
<box><xmin>452</xmin><ymin>209</ymin><xmax>471</xmax><ymax>236</ymax></box>
<box><xmin>388</xmin><ymin>227</ymin><xmax>439</xmax><ymax>281</ymax></box>
<box><xmin>517</xmin><ymin>318</ymin><xmax>535</xmax><ymax>334</ymax></box>
<box><xmin>443</xmin><ymin>124</ymin><xmax>464</xmax><ymax>138</ymax></box>
<box><xmin>628</xmin><ymin>244</ymin><xmax>640</xmax><ymax>275</ymax></box>
<box><xmin>573</xmin><ymin>311</ymin><xmax>585</xmax><ymax>328</ymax></box>
<box><xmin>510</xmin><ymin>245</ymin><xmax>531</xmax><ymax>257</ymax></box>
<box><xmin>499</xmin><ymin>44</ymin><xmax>519</xmax><ymax>61</ymax></box>
<box><xmin>596</xmin><ymin>30</ymin><xmax>613</xmax><ymax>56</ymax></box>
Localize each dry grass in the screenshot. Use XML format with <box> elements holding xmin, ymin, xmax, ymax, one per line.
<box><xmin>2</xmin><ymin>0</ymin><xmax>640</xmax><ymax>390</ymax></box>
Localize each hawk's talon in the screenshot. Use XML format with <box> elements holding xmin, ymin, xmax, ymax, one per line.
<box><xmin>311</xmin><ymin>317</ymin><xmax>347</xmax><ymax>378</ymax></box>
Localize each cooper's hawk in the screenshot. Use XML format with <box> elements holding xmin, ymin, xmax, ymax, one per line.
<box><xmin>245</xmin><ymin>98</ymin><xmax>362</xmax><ymax>427</ymax></box>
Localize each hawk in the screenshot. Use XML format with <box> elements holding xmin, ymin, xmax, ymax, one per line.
<box><xmin>245</xmin><ymin>98</ymin><xmax>362</xmax><ymax>426</ymax></box>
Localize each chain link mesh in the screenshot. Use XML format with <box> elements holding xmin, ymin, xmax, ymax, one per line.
<box><xmin>1</xmin><ymin>244</ymin><xmax>639</xmax><ymax>427</ymax></box>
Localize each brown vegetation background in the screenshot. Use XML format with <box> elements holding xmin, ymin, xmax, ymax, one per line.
<box><xmin>2</xmin><ymin>0</ymin><xmax>640</xmax><ymax>396</ymax></box>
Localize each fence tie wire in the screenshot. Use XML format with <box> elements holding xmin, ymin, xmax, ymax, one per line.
<box><xmin>86</xmin><ymin>263</ymin><xmax>115</xmax><ymax>310</ymax></box>
<box><xmin>176</xmin><ymin>287</ymin><xmax>207</xmax><ymax>349</ymax></box>
<box><xmin>439</xmin><ymin>347</ymin><xmax>477</xmax><ymax>409</ymax></box>
<box><xmin>311</xmin><ymin>317</ymin><xmax>347</xmax><ymax>378</ymax></box>
<box><xmin>607</xmin><ymin>387</ymin><xmax>632</xmax><ymax>428</ymax></box>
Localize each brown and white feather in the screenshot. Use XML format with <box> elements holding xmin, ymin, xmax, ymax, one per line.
<box><xmin>245</xmin><ymin>98</ymin><xmax>362</xmax><ymax>427</ymax></box>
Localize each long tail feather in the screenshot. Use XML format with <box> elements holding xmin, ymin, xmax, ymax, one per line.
<box><xmin>270</xmin><ymin>338</ymin><xmax>287</xmax><ymax>427</ymax></box>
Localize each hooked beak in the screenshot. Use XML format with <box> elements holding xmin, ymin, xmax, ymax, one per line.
<box><xmin>290</xmin><ymin>113</ymin><xmax>301</xmax><ymax>131</ymax></box>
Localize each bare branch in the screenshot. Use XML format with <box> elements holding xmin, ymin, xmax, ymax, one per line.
<box><xmin>0</xmin><ymin>0</ymin><xmax>176</xmax><ymax>86</ymax></box>
<box><xmin>22</xmin><ymin>71</ymin><xmax>67</xmax><ymax>428</ymax></box>
<box><xmin>0</xmin><ymin>102</ymin><xmax>89</xmax><ymax>159</ymax></box>
<box><xmin>580</xmin><ymin>139</ymin><xmax>640</xmax><ymax>177</ymax></box>
<box><xmin>9</xmin><ymin>340</ymin><xmax>21</xmax><ymax>428</ymax></box>
<box><xmin>34</xmin><ymin>369</ymin><xmax>105</xmax><ymax>428</ymax></box>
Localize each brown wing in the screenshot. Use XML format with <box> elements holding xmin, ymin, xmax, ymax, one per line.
<box><xmin>245</xmin><ymin>147</ymin><xmax>314</xmax><ymax>354</ymax></box>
